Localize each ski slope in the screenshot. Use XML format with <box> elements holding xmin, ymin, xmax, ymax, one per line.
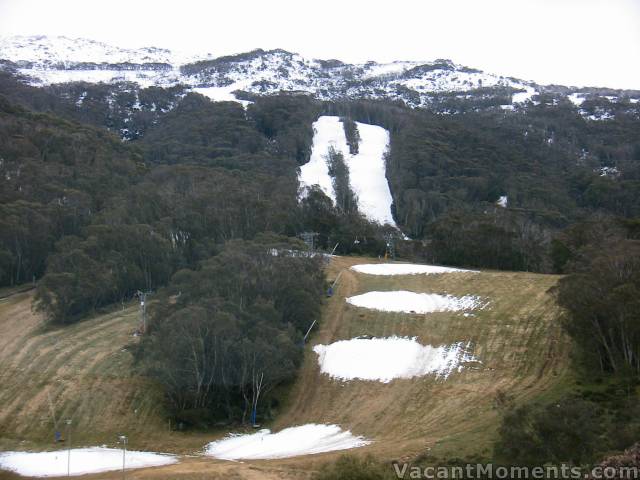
<box><xmin>0</xmin><ymin>256</ymin><xmax>571</xmax><ymax>473</ymax></box>
<box><xmin>299</xmin><ymin>116</ymin><xmax>348</xmax><ymax>203</ymax></box>
<box><xmin>280</xmin><ymin>256</ymin><xmax>569</xmax><ymax>462</ymax></box>
<box><xmin>298</xmin><ymin>116</ymin><xmax>397</xmax><ymax>226</ymax></box>
<box><xmin>345</xmin><ymin>122</ymin><xmax>397</xmax><ymax>226</ymax></box>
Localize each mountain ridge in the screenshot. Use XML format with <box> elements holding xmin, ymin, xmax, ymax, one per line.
<box><xmin>0</xmin><ymin>35</ymin><xmax>541</xmax><ymax>106</ymax></box>
<box><xmin>1</xmin><ymin>35</ymin><xmax>639</xmax><ymax>137</ymax></box>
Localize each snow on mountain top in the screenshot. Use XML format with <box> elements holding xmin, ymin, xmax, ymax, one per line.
<box><xmin>360</xmin><ymin>60</ymin><xmax>419</xmax><ymax>79</ymax></box>
<box><xmin>193</xmin><ymin>83</ymin><xmax>253</xmax><ymax>108</ymax></box>
<box><xmin>0</xmin><ymin>35</ymin><xmax>542</xmax><ymax>109</ymax></box>
<box><xmin>568</xmin><ymin>92</ymin><xmax>586</xmax><ymax>106</ymax></box>
<box><xmin>512</xmin><ymin>86</ymin><xmax>537</xmax><ymax>104</ymax></box>
<box><xmin>0</xmin><ymin>35</ymin><xmax>211</xmax><ymax>66</ymax></box>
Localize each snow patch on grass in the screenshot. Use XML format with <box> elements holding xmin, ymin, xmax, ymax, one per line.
<box><xmin>351</xmin><ymin>263</ymin><xmax>477</xmax><ymax>276</ymax></box>
<box><xmin>205</xmin><ymin>424</ymin><xmax>370</xmax><ymax>460</ymax></box>
<box><xmin>0</xmin><ymin>448</ymin><xmax>177</xmax><ymax>477</ymax></box>
<box><xmin>313</xmin><ymin>337</ymin><xmax>476</xmax><ymax>382</ymax></box>
<box><xmin>346</xmin><ymin>291</ymin><xmax>482</xmax><ymax>314</ymax></box>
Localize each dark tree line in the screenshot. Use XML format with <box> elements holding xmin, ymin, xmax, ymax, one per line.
<box><xmin>327</xmin><ymin>147</ymin><xmax>358</xmax><ymax>215</ymax></box>
<box><xmin>35</xmin><ymin>224</ymin><xmax>175</xmax><ymax>324</ymax></box>
<box><xmin>0</xmin><ymin>83</ymin><xmax>393</xmax><ymax>324</ymax></box>
<box><xmin>340</xmin><ymin>117</ymin><xmax>360</xmax><ymax>154</ymax></box>
<box><xmin>3</xmin><ymin>67</ymin><xmax>640</xmax><ymax>458</ymax></box>
<box><xmin>3</xmin><ymin>70</ymin><xmax>640</xmax><ymax>319</ymax></box>
<box><xmin>0</xmin><ymin>94</ymin><xmax>141</xmax><ymax>286</ymax></box>
<box><xmin>493</xmin><ymin>219</ymin><xmax>640</xmax><ymax>467</ymax></box>
<box><xmin>554</xmin><ymin>220</ymin><xmax>640</xmax><ymax>374</ymax></box>
<box><xmin>137</xmin><ymin>237</ymin><xmax>325</xmax><ymax>426</ymax></box>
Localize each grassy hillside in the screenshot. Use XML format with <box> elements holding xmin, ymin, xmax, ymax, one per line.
<box><xmin>280</xmin><ymin>256</ymin><xmax>572</xmax><ymax>462</ymax></box>
<box><xmin>0</xmin><ymin>289</ymin><xmax>170</xmax><ymax>452</ymax></box>
<box><xmin>0</xmin><ymin>256</ymin><xmax>572</xmax><ymax>478</ymax></box>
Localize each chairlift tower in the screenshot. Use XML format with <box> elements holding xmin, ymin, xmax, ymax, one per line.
<box><xmin>118</xmin><ymin>435</ymin><xmax>128</xmax><ymax>480</ymax></box>
<box><xmin>65</xmin><ymin>419</ymin><xmax>72</xmax><ymax>477</ymax></box>
<box><xmin>136</xmin><ymin>290</ymin><xmax>152</xmax><ymax>334</ymax></box>
<box><xmin>384</xmin><ymin>233</ymin><xmax>396</xmax><ymax>260</ymax></box>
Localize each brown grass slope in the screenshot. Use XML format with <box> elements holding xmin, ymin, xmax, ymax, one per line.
<box><xmin>0</xmin><ymin>289</ymin><xmax>167</xmax><ymax>451</ymax></box>
<box><xmin>0</xmin><ymin>256</ymin><xmax>571</xmax><ymax>479</ymax></box>
<box><xmin>279</xmin><ymin>256</ymin><xmax>571</xmax><ymax>462</ymax></box>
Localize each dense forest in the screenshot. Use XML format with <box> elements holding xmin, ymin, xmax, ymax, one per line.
<box><xmin>2</xmin><ymin>68</ymin><xmax>640</xmax><ymax>456</ymax></box>
<box><xmin>0</xmin><ymin>74</ymin><xmax>391</xmax><ymax>425</ymax></box>
<box><xmin>137</xmin><ymin>236</ymin><xmax>324</xmax><ymax>426</ymax></box>
<box><xmin>328</xmin><ymin>96</ymin><xmax>640</xmax><ymax>271</ymax></box>
<box><xmin>489</xmin><ymin>218</ymin><xmax>640</xmax><ymax>468</ymax></box>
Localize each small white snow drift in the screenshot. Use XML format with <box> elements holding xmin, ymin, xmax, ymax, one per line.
<box><xmin>313</xmin><ymin>337</ymin><xmax>475</xmax><ymax>382</ymax></box>
<box><xmin>351</xmin><ymin>263</ymin><xmax>477</xmax><ymax>276</ymax></box>
<box><xmin>0</xmin><ymin>447</ymin><xmax>177</xmax><ymax>477</ymax></box>
<box><xmin>205</xmin><ymin>424</ymin><xmax>370</xmax><ymax>460</ymax></box>
<box><xmin>298</xmin><ymin>116</ymin><xmax>397</xmax><ymax>227</ymax></box>
<box><xmin>346</xmin><ymin>291</ymin><xmax>481</xmax><ymax>314</ymax></box>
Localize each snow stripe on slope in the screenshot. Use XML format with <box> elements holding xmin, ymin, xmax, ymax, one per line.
<box><xmin>313</xmin><ymin>337</ymin><xmax>475</xmax><ymax>382</ymax></box>
<box><xmin>0</xmin><ymin>448</ymin><xmax>177</xmax><ymax>477</ymax></box>
<box><xmin>345</xmin><ymin>122</ymin><xmax>397</xmax><ymax>226</ymax></box>
<box><xmin>205</xmin><ymin>424</ymin><xmax>370</xmax><ymax>460</ymax></box>
<box><xmin>346</xmin><ymin>291</ymin><xmax>481</xmax><ymax>314</ymax></box>
<box><xmin>299</xmin><ymin>116</ymin><xmax>348</xmax><ymax>203</ymax></box>
<box><xmin>351</xmin><ymin>263</ymin><xmax>476</xmax><ymax>276</ymax></box>
<box><xmin>298</xmin><ymin>116</ymin><xmax>397</xmax><ymax>226</ymax></box>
